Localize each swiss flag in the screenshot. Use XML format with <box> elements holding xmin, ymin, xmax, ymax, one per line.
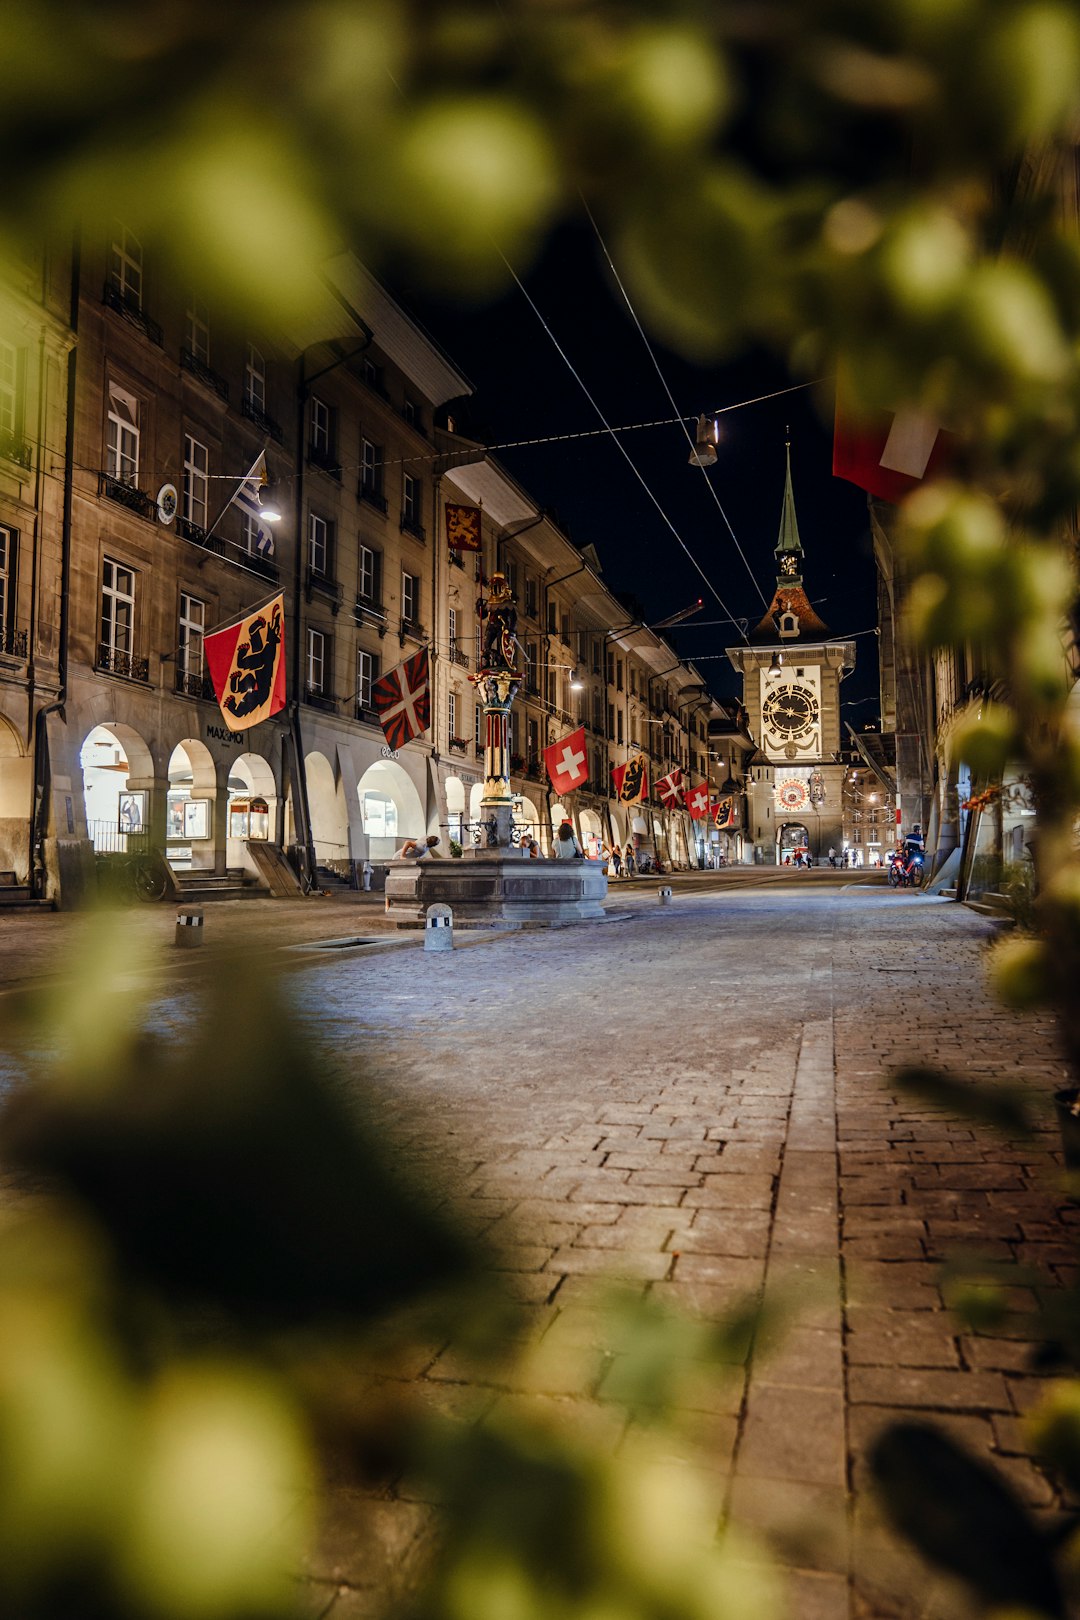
<box><xmin>833</xmin><ymin>375</ymin><xmax>950</xmax><ymax>504</ymax></box>
<box><xmin>544</xmin><ymin>726</ymin><xmax>588</xmax><ymax>795</ymax></box>
<box><xmin>656</xmin><ymin>769</ymin><xmax>683</xmax><ymax>808</ymax></box>
<box><xmin>683</xmin><ymin>782</ymin><xmax>711</xmax><ymax>820</ymax></box>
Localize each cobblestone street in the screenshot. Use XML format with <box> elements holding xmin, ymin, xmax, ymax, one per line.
<box><xmin>1</xmin><ymin>877</ymin><xmax>1073</xmax><ymax>1619</ymax></box>
<box><xmin>269</xmin><ymin>880</ymin><xmax>1069</xmax><ymax>1620</ymax></box>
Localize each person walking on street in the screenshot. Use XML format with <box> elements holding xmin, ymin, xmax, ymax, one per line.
<box><xmin>624</xmin><ymin>842</ymin><xmax>636</xmax><ymax>877</ymax></box>
<box><xmin>361</xmin><ymin>859</ymin><xmax>374</xmax><ymax>890</ymax></box>
<box><xmin>611</xmin><ymin>844</ymin><xmax>622</xmax><ymax>877</ymax></box>
<box><xmin>828</xmin><ymin>846</ymin><xmax>836</xmax><ymax>868</ymax></box>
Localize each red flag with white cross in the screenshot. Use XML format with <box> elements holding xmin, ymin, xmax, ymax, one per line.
<box><xmin>656</xmin><ymin>768</ymin><xmax>683</xmax><ymax>808</ymax></box>
<box><xmin>833</xmin><ymin>372</ymin><xmax>950</xmax><ymax>504</ymax></box>
<box><xmin>544</xmin><ymin>726</ymin><xmax>588</xmax><ymax>795</ymax></box>
<box><xmin>683</xmin><ymin>782</ymin><xmax>711</xmax><ymax>820</ymax></box>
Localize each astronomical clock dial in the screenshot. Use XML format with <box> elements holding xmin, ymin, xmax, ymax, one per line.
<box><xmin>761</xmin><ymin>681</ymin><xmax>820</xmax><ymax>742</ymax></box>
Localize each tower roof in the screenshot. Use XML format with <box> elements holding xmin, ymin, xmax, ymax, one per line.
<box><xmin>775</xmin><ymin>439</ymin><xmax>803</xmax><ymax>561</ymax></box>
<box><xmin>749</xmin><ymin>438</ymin><xmax>830</xmax><ymax>644</ymax></box>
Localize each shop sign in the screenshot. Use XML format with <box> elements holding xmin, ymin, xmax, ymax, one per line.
<box><xmin>380</xmin><ymin>744</ymin><xmax>399</xmax><ymax>760</ymax></box>
<box><xmin>206</xmin><ymin>723</ymin><xmax>245</xmax><ymax>746</ymax></box>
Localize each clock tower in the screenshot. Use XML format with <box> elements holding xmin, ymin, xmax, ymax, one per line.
<box><xmin>727</xmin><ymin>441</ymin><xmax>855</xmax><ymax>865</ymax></box>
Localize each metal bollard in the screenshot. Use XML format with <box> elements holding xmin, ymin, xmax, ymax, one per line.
<box><xmin>425</xmin><ymin>902</ymin><xmax>454</xmax><ymax>952</ymax></box>
<box><xmin>175</xmin><ymin>906</ymin><xmax>204</xmax><ymax>947</ymax></box>
<box><xmin>658</xmin><ymin>886</ymin><xmax>673</xmax><ymax>905</ymax></box>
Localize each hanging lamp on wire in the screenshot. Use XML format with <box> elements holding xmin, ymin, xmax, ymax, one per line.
<box><xmin>688</xmin><ymin>414</ymin><xmax>719</xmax><ymax>468</ymax></box>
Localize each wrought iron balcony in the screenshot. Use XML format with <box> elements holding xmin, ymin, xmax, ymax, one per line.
<box><xmin>448</xmin><ymin>550</ymin><xmax>465</xmax><ymax>571</ymax></box>
<box><xmin>242</xmin><ymin>549</ymin><xmax>279</xmax><ymax>582</ymax></box>
<box><xmin>240</xmin><ymin>396</ymin><xmax>284</xmax><ymax>443</ymax></box>
<box><xmin>450</xmin><ymin>644</ymin><xmax>470</xmax><ymax>669</ymax></box>
<box><xmin>0</xmin><ymin>428</ymin><xmax>31</xmax><ymax>470</ymax></box>
<box><xmin>102</xmin><ymin>282</ymin><xmax>163</xmax><ymax>346</ymax></box>
<box><xmin>305</xmin><ymin>568</ymin><xmax>343</xmax><ymax>611</ymax></box>
<box><xmin>448</xmin><ymin>738</ymin><xmax>469</xmax><ymax>755</ymax></box>
<box><xmin>355</xmin><ymin>704</ymin><xmax>380</xmax><ymax>727</ymax></box>
<box><xmin>175</xmin><ymin>667</ymin><xmax>216</xmax><ymax>701</ymax></box>
<box><xmin>96</xmin><ymin>644</ymin><xmax>149</xmax><ymax>682</ymax></box>
<box><xmin>180</xmin><ymin>347</ymin><xmax>230</xmax><ymax>400</ymax></box>
<box><xmin>399</xmin><ymin>513</ymin><xmax>426</xmax><ymax>542</ymax></box>
<box><xmin>304</xmin><ymin>686</ymin><xmax>338</xmax><ymax>712</ymax></box>
<box><xmin>98</xmin><ymin>471</ymin><xmax>156</xmax><ymax>521</ymax></box>
<box><xmin>398</xmin><ymin>617</ymin><xmax>426</xmax><ymax>644</ymax></box>
<box><xmin>354</xmin><ymin>595</ymin><xmax>386</xmax><ymax>627</ymax></box>
<box><xmin>359</xmin><ymin>482</ymin><xmax>388</xmax><ymax>514</ymax></box>
<box><xmin>307</xmin><ymin>444</ymin><xmax>341</xmax><ymax>480</ymax></box>
<box><xmin>0</xmin><ymin>625</ymin><xmax>27</xmax><ymax>658</ymax></box>
<box><xmin>178</xmin><ymin>517</ymin><xmax>226</xmax><ymax>556</ymax></box>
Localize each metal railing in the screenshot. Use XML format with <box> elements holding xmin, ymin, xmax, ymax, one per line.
<box><xmin>102</xmin><ymin>282</ymin><xmax>163</xmax><ymax>346</ymax></box>
<box><xmin>99</xmin><ymin>471</ymin><xmax>155</xmax><ymax>521</ymax></box>
<box><xmin>175</xmin><ymin>667</ymin><xmax>216</xmax><ymax>701</ymax></box>
<box><xmin>359</xmin><ymin>483</ymin><xmax>388</xmax><ymax>514</ymax></box>
<box><xmin>0</xmin><ymin>428</ymin><xmax>31</xmax><ymax>469</ymax></box>
<box><xmin>399</xmin><ymin>513</ymin><xmax>426</xmax><ymax>542</ymax></box>
<box><xmin>96</xmin><ymin>644</ymin><xmax>149</xmax><ymax>682</ymax></box>
<box><xmin>305</xmin><ymin>568</ymin><xmax>343</xmax><ymax>609</ymax></box>
<box><xmin>241</xmin><ymin>397</ymin><xmax>284</xmax><ymax>442</ymax></box>
<box><xmin>0</xmin><ymin>625</ymin><xmax>27</xmax><ymax>658</ymax></box>
<box><xmin>307</xmin><ymin>444</ymin><xmax>342</xmax><ymax>480</ymax></box>
<box><xmin>180</xmin><ymin>347</ymin><xmax>230</xmax><ymax>401</ymax></box>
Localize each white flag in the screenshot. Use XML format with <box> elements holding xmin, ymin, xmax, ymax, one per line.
<box><xmin>231</xmin><ymin>451</ymin><xmax>275</xmax><ymax>558</ymax></box>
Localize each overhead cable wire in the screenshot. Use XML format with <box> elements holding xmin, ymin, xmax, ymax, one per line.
<box><xmin>497</xmin><ymin>251</ymin><xmax>752</xmax><ymax>645</ymax></box>
<box><xmin>580</xmin><ymin>197</ymin><xmax>771</xmax><ymax>611</ymax></box>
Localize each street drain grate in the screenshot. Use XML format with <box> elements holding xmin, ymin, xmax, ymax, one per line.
<box><xmin>285</xmin><ymin>937</ymin><xmax>386</xmax><ymax>952</ymax></box>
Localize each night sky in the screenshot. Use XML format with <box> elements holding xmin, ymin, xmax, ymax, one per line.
<box><xmin>397</xmin><ymin>221</ymin><xmax>880</xmax><ymax>716</ymax></box>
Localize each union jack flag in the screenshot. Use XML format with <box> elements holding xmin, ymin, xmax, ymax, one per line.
<box><xmin>656</xmin><ymin>769</ymin><xmax>683</xmax><ymax>808</ymax></box>
<box><xmin>371</xmin><ymin>648</ymin><xmax>430</xmax><ymax>751</ymax></box>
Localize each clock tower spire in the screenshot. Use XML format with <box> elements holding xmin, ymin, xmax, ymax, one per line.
<box><xmin>725</xmin><ymin>435</ymin><xmax>856</xmax><ymax>867</ymax></box>
<box><xmin>775</xmin><ymin>433</ymin><xmax>804</xmax><ymax>586</ymax></box>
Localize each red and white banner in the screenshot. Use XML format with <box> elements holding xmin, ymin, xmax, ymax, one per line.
<box><xmin>833</xmin><ymin>375</ymin><xmax>950</xmax><ymax>505</ymax></box>
<box><xmin>371</xmin><ymin>648</ymin><xmax>430</xmax><ymax>751</ymax></box>
<box><xmin>204</xmin><ymin>592</ymin><xmax>286</xmax><ymax>731</ymax></box>
<box><xmin>656</xmin><ymin>768</ymin><xmax>683</xmax><ymax>809</ymax></box>
<box><xmin>612</xmin><ymin>754</ymin><xmax>648</xmax><ymax>805</ymax></box>
<box><xmin>544</xmin><ymin>726</ymin><xmax>588</xmax><ymax>796</ymax></box>
<box><xmin>683</xmin><ymin>782</ymin><xmax>711</xmax><ymax>820</ymax></box>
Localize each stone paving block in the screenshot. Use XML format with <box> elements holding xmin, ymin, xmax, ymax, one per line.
<box><xmin>675</xmin><ymin>1214</ymin><xmax>771</xmax><ymax>1258</ymax></box>
<box><xmin>546</xmin><ymin>1246</ymin><xmax>673</xmax><ymax>1281</ymax></box>
<box><xmin>754</xmin><ymin>1327</ymin><xmax>843</xmax><ymax>1390</ymax></box>
<box><xmin>845</xmin><ymin>1309</ymin><xmax>960</xmax><ymax>1369</ymax></box>
<box><xmin>844</xmin><ymin>1260</ymin><xmax>944</xmax><ymax>1311</ymax></box>
<box><xmin>959</xmin><ymin>1334</ymin><xmax>1040</xmax><ymax>1372</ymax></box>
<box><xmin>671</xmin><ymin>1254</ymin><xmax>767</xmax><ymax>1291</ymax></box>
<box><xmin>302</xmin><ymin>1495</ymin><xmax>433</xmax><ymax>1588</ymax></box>
<box><xmin>727</xmin><ymin>1476</ymin><xmax>850</xmax><ymax>1575</ymax></box>
<box><xmin>737</xmin><ymin>1384</ymin><xmax>846</xmax><ymax>1486</ymax></box>
<box><xmin>848</xmin><ymin>1365</ymin><xmax>1011</xmax><ymax>1412</ymax></box>
<box><xmin>682</xmin><ymin>1174</ymin><xmax>776</xmax><ymax>1209</ymax></box>
<box><xmin>781</xmin><ymin>1570</ymin><xmax>851</xmax><ymax>1620</ymax></box>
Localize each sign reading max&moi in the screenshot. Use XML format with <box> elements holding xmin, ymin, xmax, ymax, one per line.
<box><xmin>206</xmin><ymin>724</ymin><xmax>245</xmax><ymax>746</ymax></box>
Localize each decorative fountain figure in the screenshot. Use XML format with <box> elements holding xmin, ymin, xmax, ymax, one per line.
<box><xmin>470</xmin><ymin>573</ymin><xmax>523</xmax><ymax>851</ymax></box>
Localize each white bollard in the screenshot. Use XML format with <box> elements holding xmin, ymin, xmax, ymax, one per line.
<box><xmin>658</xmin><ymin>886</ymin><xmax>673</xmax><ymax>905</ymax></box>
<box><xmin>175</xmin><ymin>906</ymin><xmax>204</xmax><ymax>947</ymax></box>
<box><xmin>425</xmin><ymin>903</ymin><xmax>454</xmax><ymax>952</ymax></box>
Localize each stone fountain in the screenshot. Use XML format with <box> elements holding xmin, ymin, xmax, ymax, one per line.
<box><xmin>384</xmin><ymin>573</ymin><xmax>608</xmax><ymax>928</ymax></box>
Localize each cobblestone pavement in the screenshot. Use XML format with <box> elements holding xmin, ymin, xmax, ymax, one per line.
<box><xmin>2</xmin><ymin>878</ymin><xmax>1073</xmax><ymax>1618</ymax></box>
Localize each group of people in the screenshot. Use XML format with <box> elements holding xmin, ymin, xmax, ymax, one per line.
<box><xmin>397</xmin><ymin>827</ymin><xmax>654</xmax><ymax>872</ymax></box>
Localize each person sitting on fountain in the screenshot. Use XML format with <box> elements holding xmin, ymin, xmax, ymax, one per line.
<box><xmin>399</xmin><ymin>835</ymin><xmax>440</xmax><ymax>859</ymax></box>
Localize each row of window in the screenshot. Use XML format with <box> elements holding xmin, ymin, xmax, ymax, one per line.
<box><xmin>108</xmin><ymin>223</ymin><xmax>425</xmax><ymax>436</ymax></box>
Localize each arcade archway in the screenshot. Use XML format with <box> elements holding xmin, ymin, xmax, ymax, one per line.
<box><xmin>226</xmin><ymin>752</ymin><xmax>278</xmax><ymax>872</ymax></box>
<box><xmin>166</xmin><ymin>739</ymin><xmax>217</xmax><ymax>870</ymax></box>
<box><xmin>777</xmin><ymin>821</ymin><xmax>810</xmax><ymax>865</ymax></box>
<box><xmin>358</xmin><ymin>759</ymin><xmax>425</xmax><ymax>861</ymax></box>
<box><xmin>306</xmin><ymin>751</ymin><xmax>350</xmax><ymax>869</ymax></box>
<box><xmin>0</xmin><ymin>714</ymin><xmax>29</xmax><ymax>880</ymax></box>
<box><xmin>79</xmin><ymin>723</ymin><xmax>155</xmax><ymax>851</ymax></box>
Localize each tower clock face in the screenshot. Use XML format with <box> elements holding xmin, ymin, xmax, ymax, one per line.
<box><xmin>762</xmin><ymin>681</ymin><xmax>819</xmax><ymax>741</ymax></box>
